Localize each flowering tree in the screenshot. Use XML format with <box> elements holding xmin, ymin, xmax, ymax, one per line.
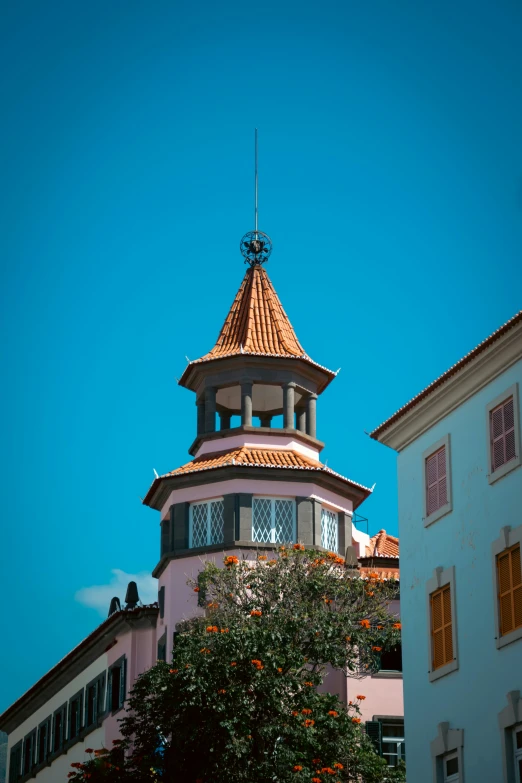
<box><xmin>67</xmin><ymin>547</ymin><xmax>404</xmax><ymax>782</ymax></box>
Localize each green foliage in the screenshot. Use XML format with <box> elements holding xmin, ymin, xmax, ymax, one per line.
<box><xmin>67</xmin><ymin>547</ymin><xmax>404</xmax><ymax>783</ymax></box>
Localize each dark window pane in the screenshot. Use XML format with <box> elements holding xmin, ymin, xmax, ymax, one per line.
<box><xmin>87</xmin><ymin>684</ymin><xmax>96</xmax><ymax>725</ymax></box>
<box><xmin>111</xmin><ymin>666</ymin><xmax>121</xmax><ymax>711</ymax></box>
<box><xmin>382</xmin><ymin>722</ymin><xmax>404</xmax><ymax>738</ymax></box>
<box><xmin>53</xmin><ymin>713</ymin><xmax>62</xmax><ymax>751</ymax></box>
<box><xmin>379</xmin><ymin>645</ymin><xmax>402</xmax><ymax>672</ymax></box>
<box><xmin>446</xmin><ymin>756</ymin><xmax>458</xmax><ymax>775</ymax></box>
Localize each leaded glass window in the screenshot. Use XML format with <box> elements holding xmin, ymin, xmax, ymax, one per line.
<box><xmin>189</xmin><ymin>499</ymin><xmax>224</xmax><ymax>548</ymax></box>
<box><xmin>321</xmin><ymin>507</ymin><xmax>338</xmax><ymax>553</ymax></box>
<box><xmin>252</xmin><ymin>497</ymin><xmax>295</xmax><ymax>544</ymax></box>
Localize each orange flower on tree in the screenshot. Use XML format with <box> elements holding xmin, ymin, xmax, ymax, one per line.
<box><xmin>258</xmin><ymin>555</ymin><xmax>267</xmax><ymax>561</ymax></box>
<box><xmin>345</xmin><ymin>635</ymin><xmax>351</xmax><ymax>642</ymax></box>
<box><xmin>224</xmin><ymin>555</ymin><xmax>239</xmax><ymax>566</ymax></box>
<box><xmin>277</xmin><ymin>667</ymin><xmax>283</xmax><ymax>673</ymax></box>
<box><xmin>372</xmin><ymin>646</ymin><xmax>382</xmax><ymax>652</ymax></box>
<box><xmin>393</xmin><ymin>622</ymin><xmax>402</xmax><ymax>629</ymax></box>
<box><xmin>367</xmin><ymin>591</ymin><xmax>375</xmax><ymax>597</ymax></box>
<box><xmin>356</xmin><ymin>694</ymin><xmax>366</xmax><ymax>700</ymax></box>
<box><xmin>312</xmin><ymin>779</ymin><xmax>322</xmax><ymax>782</ymax></box>
<box><xmin>328</xmin><ymin>710</ymin><xmax>338</xmax><ymax>717</ymax></box>
<box><xmin>312</xmin><ymin>758</ymin><xmax>321</xmax><ymax>765</ymax></box>
<box><xmin>293</xmin><ymin>765</ymin><xmax>303</xmax><ymax>772</ymax></box>
<box><xmin>360</xmin><ymin>619</ymin><xmax>370</xmax><ymax>629</ymax></box>
<box><xmin>302</xmin><ymin>708</ymin><xmax>312</xmax><ymax>715</ymax></box>
<box><xmin>250</xmin><ymin>610</ymin><xmax>262</xmax><ymax>617</ymax></box>
<box><xmin>292</xmin><ymin>711</ymin><xmax>299</xmax><ymax>716</ymax></box>
<box><xmin>230</xmin><ymin>662</ymin><xmax>237</xmax><ymax>666</ymax></box>
<box><xmin>304</xmin><ymin>681</ymin><xmax>313</xmax><ymax>687</ymax></box>
<box><xmin>293</xmin><ymin>543</ymin><xmax>305</xmax><ymax>551</ymax></box>
<box><xmin>304</xmin><ymin>719</ymin><xmax>315</xmax><ymax>727</ymax></box>
<box><xmin>193</xmin><ymin>587</ymin><xmax>200</xmax><ymax>592</ymax></box>
<box><xmin>251</xmin><ymin>659</ymin><xmax>264</xmax><ymax>670</ymax></box>
<box><xmin>377</xmin><ymin>625</ymin><xmax>384</xmax><ymax>630</ymax></box>
<box><xmin>200</xmin><ymin>648</ymin><xmax>211</xmax><ymax>654</ymax></box>
<box><xmin>169</xmin><ymin>669</ymin><xmax>178</xmax><ymax>674</ymax></box>
<box><xmin>206</xmin><ymin>625</ymin><xmax>218</xmax><ymax>633</ymax></box>
<box><xmin>218</xmin><ymin>688</ymin><xmax>226</xmax><ymax>694</ymax></box>
<box><xmin>333</xmin><ymin>763</ymin><xmax>343</xmax><ymax>770</ymax></box>
<box><xmin>220</xmin><ymin>628</ymin><xmax>229</xmax><ymax>633</ymax></box>
<box><xmin>352</xmin><ymin>717</ymin><xmax>361</xmax><ymax>724</ymax></box>
<box><xmin>321</xmin><ymin>767</ymin><xmax>335</xmax><ymax>775</ymax></box>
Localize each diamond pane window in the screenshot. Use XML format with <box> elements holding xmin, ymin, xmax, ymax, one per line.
<box><xmin>252</xmin><ymin>497</ymin><xmax>295</xmax><ymax>544</ymax></box>
<box><xmin>189</xmin><ymin>499</ymin><xmax>224</xmax><ymax>548</ymax></box>
<box><xmin>321</xmin><ymin>508</ymin><xmax>338</xmax><ymax>552</ymax></box>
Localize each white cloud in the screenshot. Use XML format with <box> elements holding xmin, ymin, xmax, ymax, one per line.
<box><xmin>75</xmin><ymin>569</ymin><xmax>157</xmax><ymax>617</ymax></box>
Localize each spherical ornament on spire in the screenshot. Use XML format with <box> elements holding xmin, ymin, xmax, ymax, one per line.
<box><xmin>240</xmin><ymin>231</ymin><xmax>273</xmax><ymax>266</ymax></box>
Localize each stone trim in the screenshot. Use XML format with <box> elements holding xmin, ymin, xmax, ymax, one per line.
<box><xmin>422</xmin><ymin>434</ymin><xmax>453</xmax><ymax>527</ymax></box>
<box><xmin>430</xmin><ymin>722</ymin><xmax>464</xmax><ymax>783</ymax></box>
<box><xmin>486</xmin><ymin>382</ymin><xmax>521</xmax><ymax>485</ymax></box>
<box><xmin>188</xmin><ymin>425</ymin><xmax>324</xmax><ymax>458</ymax></box>
<box><xmin>498</xmin><ymin>691</ymin><xmax>522</xmax><ymax>783</ymax></box>
<box><xmin>371</xmin><ymin>671</ymin><xmax>403</xmax><ymax>680</ymax></box>
<box><xmin>491</xmin><ymin>525</ymin><xmax>522</xmax><ymax>650</ymax></box>
<box><xmin>426</xmin><ymin>566</ymin><xmax>459</xmax><ymax>682</ymax></box>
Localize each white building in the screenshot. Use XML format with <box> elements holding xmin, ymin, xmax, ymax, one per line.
<box><xmin>371</xmin><ymin>310</ymin><xmax>522</xmax><ymax>783</ymax></box>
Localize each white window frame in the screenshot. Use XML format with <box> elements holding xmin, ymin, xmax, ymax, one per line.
<box><xmin>321</xmin><ymin>506</ymin><xmax>339</xmax><ymax>553</ymax></box>
<box><xmin>486</xmin><ymin>383</ymin><xmax>521</xmax><ymax>485</ymax></box>
<box><xmin>443</xmin><ymin>751</ymin><xmax>459</xmax><ymax>782</ymax></box>
<box><xmin>252</xmin><ymin>496</ymin><xmax>296</xmax><ymax>544</ymax></box>
<box><xmin>422</xmin><ymin>434</ymin><xmax>452</xmax><ymax>527</ymax></box>
<box><xmin>189</xmin><ymin>498</ymin><xmax>224</xmax><ymax>548</ymax></box>
<box><xmin>514</xmin><ymin>724</ymin><xmax>522</xmax><ymax>783</ymax></box>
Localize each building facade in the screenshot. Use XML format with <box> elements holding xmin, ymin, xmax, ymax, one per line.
<box><xmin>2</xmin><ymin>248</ymin><xmax>404</xmax><ymax>780</ymax></box>
<box><xmin>371</xmin><ymin>311</ymin><xmax>522</xmax><ymax>783</ymax></box>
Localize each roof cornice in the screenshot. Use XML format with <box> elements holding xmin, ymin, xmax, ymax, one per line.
<box><xmin>0</xmin><ymin>607</ymin><xmax>158</xmax><ymax>734</ymax></box>
<box><xmin>372</xmin><ymin>319</ymin><xmax>522</xmax><ymax>452</ymax></box>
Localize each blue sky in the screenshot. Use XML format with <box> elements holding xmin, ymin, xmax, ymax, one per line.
<box><xmin>1</xmin><ymin>0</ymin><xmax>521</xmax><ymax>712</ymax></box>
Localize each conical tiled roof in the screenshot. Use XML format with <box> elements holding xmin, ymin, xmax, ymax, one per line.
<box><xmin>203</xmin><ymin>265</ymin><xmax>305</xmax><ymax>359</ymax></box>
<box><xmin>179</xmin><ymin>265</ymin><xmax>336</xmax><ymax>389</ymax></box>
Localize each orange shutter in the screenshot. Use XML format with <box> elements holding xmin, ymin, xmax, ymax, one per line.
<box><xmin>497</xmin><ymin>544</ymin><xmax>522</xmax><ymax>636</ymax></box>
<box><xmin>431</xmin><ymin>585</ymin><xmax>453</xmax><ymax>669</ymax></box>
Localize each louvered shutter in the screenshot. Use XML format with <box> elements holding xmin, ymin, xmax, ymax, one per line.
<box><xmin>106</xmin><ymin>668</ymin><xmax>113</xmax><ymax>713</ymax></box>
<box><xmin>437</xmin><ymin>447</ymin><xmax>447</xmax><ymax>506</ymax></box>
<box><xmin>119</xmin><ymin>658</ymin><xmax>127</xmax><ymax>708</ymax></box>
<box><xmin>426</xmin><ymin>453</ymin><xmax>439</xmax><ymax>515</ymax></box>
<box><xmin>365</xmin><ymin>721</ymin><xmax>382</xmax><ymax>754</ymax></box>
<box><xmin>431</xmin><ymin>591</ymin><xmax>444</xmax><ymax>669</ymax></box>
<box><xmin>498</xmin><ymin>551</ymin><xmax>514</xmax><ymax>635</ymax></box>
<box><xmin>491</xmin><ymin>397</ymin><xmax>516</xmax><ymax>471</ymax></box>
<box><xmin>504</xmin><ymin>398</ymin><xmax>516</xmax><ymax>462</ymax></box>
<box><xmin>512</xmin><ymin>545</ymin><xmax>522</xmax><ymax>630</ymax></box>
<box><xmin>442</xmin><ymin>585</ymin><xmax>453</xmax><ymax>661</ymax></box>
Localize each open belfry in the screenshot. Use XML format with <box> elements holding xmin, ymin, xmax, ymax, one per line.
<box><xmin>144</xmin><ymin>225</ymin><xmax>376</xmax><ymax>664</ymax></box>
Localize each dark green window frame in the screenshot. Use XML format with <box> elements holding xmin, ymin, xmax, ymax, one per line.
<box><xmin>52</xmin><ymin>702</ymin><xmax>67</xmax><ymax>754</ymax></box>
<box><xmin>107</xmin><ymin>655</ymin><xmax>127</xmax><ymax>713</ymax></box>
<box><xmin>67</xmin><ymin>689</ymin><xmax>84</xmax><ymax>744</ymax></box>
<box><xmin>8</xmin><ymin>740</ymin><xmax>23</xmax><ymax>782</ymax></box>
<box><xmin>36</xmin><ymin>715</ymin><xmax>52</xmax><ymax>766</ymax></box>
<box><xmin>85</xmin><ymin>672</ymin><xmax>106</xmax><ymax>731</ymax></box>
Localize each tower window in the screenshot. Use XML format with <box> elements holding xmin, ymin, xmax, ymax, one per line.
<box><xmin>252</xmin><ymin>497</ymin><xmax>295</xmax><ymax>544</ymax></box>
<box><xmin>189</xmin><ymin>499</ymin><xmax>224</xmax><ymax>548</ymax></box>
<box><xmin>321</xmin><ymin>507</ymin><xmax>338</xmax><ymax>553</ymax></box>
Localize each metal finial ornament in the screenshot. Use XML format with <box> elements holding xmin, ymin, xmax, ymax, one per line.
<box><xmin>240</xmin><ymin>129</ymin><xmax>273</xmax><ymax>266</ymax></box>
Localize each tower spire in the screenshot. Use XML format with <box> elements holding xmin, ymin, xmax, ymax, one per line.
<box><xmin>240</xmin><ymin>129</ymin><xmax>272</xmax><ymax>266</ymax></box>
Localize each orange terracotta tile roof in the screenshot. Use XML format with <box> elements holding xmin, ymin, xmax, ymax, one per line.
<box><xmin>371</xmin><ymin>309</ymin><xmax>522</xmax><ymax>439</ymax></box>
<box><xmin>155</xmin><ymin>446</ymin><xmax>372</xmax><ymax>496</ymax></box>
<box><xmin>180</xmin><ymin>266</ymin><xmax>336</xmax><ymax>382</ymax></box>
<box><xmin>359</xmin><ymin>566</ymin><xmax>400</xmax><ymax>581</ymax></box>
<box><xmin>364</xmin><ymin>529</ymin><xmax>399</xmax><ymax>558</ymax></box>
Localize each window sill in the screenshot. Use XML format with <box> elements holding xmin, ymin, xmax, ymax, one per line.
<box><xmin>372</xmin><ymin>671</ymin><xmax>403</xmax><ymax>679</ymax></box>
<box><xmin>488</xmin><ymin>456</ymin><xmax>521</xmax><ymax>485</ymax></box>
<box><xmin>496</xmin><ymin>625</ymin><xmax>522</xmax><ymax>650</ymax></box>
<box><xmin>424</xmin><ymin>502</ymin><xmax>452</xmax><ymax>528</ymax></box>
<box><xmin>429</xmin><ymin>658</ymin><xmax>458</xmax><ymax>682</ymax></box>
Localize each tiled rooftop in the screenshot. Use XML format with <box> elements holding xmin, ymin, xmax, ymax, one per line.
<box><xmin>364</xmin><ymin>529</ymin><xmax>400</xmax><ymax>558</ymax></box>
<box><xmin>371</xmin><ymin>309</ymin><xmax>522</xmax><ymax>438</ymax></box>
<box><xmin>156</xmin><ymin>445</ymin><xmax>372</xmax><ymax>496</ymax></box>
<box><xmin>180</xmin><ymin>266</ymin><xmax>336</xmax><ymax>381</ymax></box>
<box><xmin>359</xmin><ymin>566</ymin><xmax>400</xmax><ymax>581</ymax></box>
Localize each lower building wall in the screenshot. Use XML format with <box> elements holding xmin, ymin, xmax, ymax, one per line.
<box><xmin>30</xmin><ymin>727</ymin><xmax>105</xmax><ymax>781</ymax></box>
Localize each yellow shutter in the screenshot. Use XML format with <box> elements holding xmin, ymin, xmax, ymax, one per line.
<box><xmin>497</xmin><ymin>545</ymin><xmax>522</xmax><ymax>636</ymax></box>
<box><xmin>431</xmin><ymin>587</ymin><xmax>453</xmax><ymax>669</ymax></box>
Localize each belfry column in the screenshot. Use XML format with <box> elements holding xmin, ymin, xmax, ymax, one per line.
<box><xmin>306</xmin><ymin>394</ymin><xmax>317</xmax><ymax>438</ymax></box>
<box><xmin>205</xmin><ymin>387</ymin><xmax>216</xmax><ymax>433</ymax></box>
<box><xmin>241</xmin><ymin>381</ymin><xmax>253</xmax><ymax>426</ymax></box>
<box><xmin>196</xmin><ymin>398</ymin><xmax>206</xmax><ymax>435</ymax></box>
<box><xmin>296</xmin><ymin>407</ymin><xmax>307</xmax><ymax>433</ymax></box>
<box><xmin>283</xmin><ymin>382</ymin><xmax>296</xmax><ymax>429</ymax></box>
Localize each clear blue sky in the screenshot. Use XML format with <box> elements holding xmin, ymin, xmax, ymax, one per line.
<box><xmin>1</xmin><ymin>0</ymin><xmax>521</xmax><ymax>713</ymax></box>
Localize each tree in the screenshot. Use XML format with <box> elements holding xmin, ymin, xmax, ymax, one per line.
<box><xmin>67</xmin><ymin>547</ymin><xmax>404</xmax><ymax>783</ymax></box>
